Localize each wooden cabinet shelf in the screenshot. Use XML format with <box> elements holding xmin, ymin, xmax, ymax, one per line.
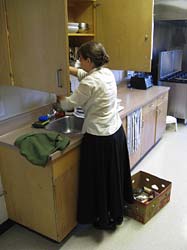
<box><xmin>68</xmin><ymin>33</ymin><xmax>95</xmax><ymax>37</ymax></box>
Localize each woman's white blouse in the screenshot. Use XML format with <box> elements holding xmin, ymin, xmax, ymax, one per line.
<box><xmin>60</xmin><ymin>67</ymin><xmax>122</xmax><ymax>136</ymax></box>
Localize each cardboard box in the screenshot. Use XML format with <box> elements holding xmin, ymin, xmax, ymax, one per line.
<box><xmin>124</xmin><ymin>171</ymin><xmax>172</xmax><ymax>224</ymax></box>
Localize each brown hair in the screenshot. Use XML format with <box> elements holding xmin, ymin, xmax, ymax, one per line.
<box><xmin>77</xmin><ymin>42</ymin><xmax>109</xmax><ymax>67</ymax></box>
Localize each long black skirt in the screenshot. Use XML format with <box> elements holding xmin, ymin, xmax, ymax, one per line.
<box><xmin>77</xmin><ymin>125</ymin><xmax>134</xmax><ymax>225</ymax></box>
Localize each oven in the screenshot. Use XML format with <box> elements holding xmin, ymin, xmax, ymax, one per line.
<box><xmin>158</xmin><ymin>50</ymin><xmax>187</xmax><ymax>124</ymax></box>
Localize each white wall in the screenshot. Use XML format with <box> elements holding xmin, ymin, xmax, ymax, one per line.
<box><xmin>0</xmin><ymin>86</ymin><xmax>56</xmax><ymax>121</ymax></box>
<box><xmin>0</xmin><ymin>70</ymin><xmax>125</xmax><ymax>121</ymax></box>
<box><xmin>70</xmin><ymin>70</ymin><xmax>125</xmax><ymax>92</ymax></box>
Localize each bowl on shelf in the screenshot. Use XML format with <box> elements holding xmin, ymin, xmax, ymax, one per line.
<box><xmin>78</xmin><ymin>22</ymin><xmax>89</xmax><ymax>33</ymax></box>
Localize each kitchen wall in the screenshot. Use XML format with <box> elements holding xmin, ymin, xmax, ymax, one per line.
<box><xmin>0</xmin><ymin>86</ymin><xmax>56</xmax><ymax>121</ymax></box>
<box><xmin>0</xmin><ymin>71</ymin><xmax>125</xmax><ymax>122</ymax></box>
<box><xmin>152</xmin><ymin>20</ymin><xmax>187</xmax><ymax>84</ymax></box>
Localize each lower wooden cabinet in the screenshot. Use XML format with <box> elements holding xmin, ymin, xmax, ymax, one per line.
<box><xmin>0</xmin><ymin>146</ymin><xmax>80</xmax><ymax>242</ymax></box>
<box><xmin>124</xmin><ymin>92</ymin><xmax>168</xmax><ymax>169</ymax></box>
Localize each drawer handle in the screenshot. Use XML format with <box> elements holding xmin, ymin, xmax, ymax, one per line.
<box><xmin>57</xmin><ymin>69</ymin><xmax>63</xmax><ymax>88</ymax></box>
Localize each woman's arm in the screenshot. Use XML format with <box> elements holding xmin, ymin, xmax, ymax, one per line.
<box><xmin>69</xmin><ymin>66</ymin><xmax>78</xmax><ymax>76</ymax></box>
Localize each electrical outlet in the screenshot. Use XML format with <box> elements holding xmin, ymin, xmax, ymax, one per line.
<box><xmin>0</xmin><ymin>98</ymin><xmax>5</xmax><ymax>117</ymax></box>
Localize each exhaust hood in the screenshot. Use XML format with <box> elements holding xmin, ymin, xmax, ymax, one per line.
<box><xmin>154</xmin><ymin>0</ymin><xmax>187</xmax><ymax>20</ymax></box>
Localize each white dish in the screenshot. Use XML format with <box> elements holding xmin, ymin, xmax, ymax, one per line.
<box><xmin>68</xmin><ymin>26</ymin><xmax>79</xmax><ymax>33</ymax></box>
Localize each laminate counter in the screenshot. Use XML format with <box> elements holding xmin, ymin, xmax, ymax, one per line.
<box><xmin>0</xmin><ymin>84</ymin><xmax>169</xmax><ymax>160</ymax></box>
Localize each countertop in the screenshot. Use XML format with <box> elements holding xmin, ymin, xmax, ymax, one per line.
<box><xmin>0</xmin><ymin>84</ymin><xmax>169</xmax><ymax>160</ymax></box>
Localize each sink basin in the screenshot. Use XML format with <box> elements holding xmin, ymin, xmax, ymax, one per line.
<box><xmin>45</xmin><ymin>115</ymin><xmax>84</xmax><ymax>135</ymax></box>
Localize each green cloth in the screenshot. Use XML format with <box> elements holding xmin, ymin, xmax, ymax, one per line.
<box><xmin>15</xmin><ymin>132</ymin><xmax>70</xmax><ymax>167</ymax></box>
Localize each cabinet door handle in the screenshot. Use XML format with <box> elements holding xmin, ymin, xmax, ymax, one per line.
<box><xmin>57</xmin><ymin>69</ymin><xmax>63</xmax><ymax>88</ymax></box>
<box><xmin>142</xmin><ymin>120</ymin><xmax>144</xmax><ymax>128</ymax></box>
<box><xmin>145</xmin><ymin>34</ymin><xmax>149</xmax><ymax>41</ymax></box>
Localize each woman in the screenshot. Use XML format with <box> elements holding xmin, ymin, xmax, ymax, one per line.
<box><xmin>57</xmin><ymin>41</ymin><xmax>134</xmax><ymax>230</ymax></box>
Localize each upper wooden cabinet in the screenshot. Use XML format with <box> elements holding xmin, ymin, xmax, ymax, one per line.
<box><xmin>0</xmin><ymin>0</ymin><xmax>153</xmax><ymax>92</ymax></box>
<box><xmin>96</xmin><ymin>0</ymin><xmax>153</xmax><ymax>72</ymax></box>
<box><xmin>0</xmin><ymin>0</ymin><xmax>11</xmax><ymax>85</ymax></box>
<box><xmin>4</xmin><ymin>0</ymin><xmax>69</xmax><ymax>94</ymax></box>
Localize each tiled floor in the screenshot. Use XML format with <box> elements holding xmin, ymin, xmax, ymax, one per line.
<box><xmin>0</xmin><ymin>122</ymin><xmax>187</xmax><ymax>250</ymax></box>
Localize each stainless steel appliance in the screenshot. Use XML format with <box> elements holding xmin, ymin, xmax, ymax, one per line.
<box><xmin>154</xmin><ymin>0</ymin><xmax>187</xmax><ymax>21</ymax></box>
<box><xmin>158</xmin><ymin>49</ymin><xmax>187</xmax><ymax>124</ymax></box>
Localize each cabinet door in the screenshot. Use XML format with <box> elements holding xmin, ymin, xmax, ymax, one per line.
<box><xmin>141</xmin><ymin>100</ymin><xmax>156</xmax><ymax>157</ymax></box>
<box><xmin>0</xmin><ymin>146</ymin><xmax>58</xmax><ymax>240</ymax></box>
<box><xmin>52</xmin><ymin>147</ymin><xmax>80</xmax><ymax>242</ymax></box>
<box><xmin>96</xmin><ymin>0</ymin><xmax>153</xmax><ymax>72</ymax></box>
<box><xmin>155</xmin><ymin>93</ymin><xmax>168</xmax><ymax>142</ymax></box>
<box><xmin>5</xmin><ymin>0</ymin><xmax>69</xmax><ymax>94</ymax></box>
<box><xmin>0</xmin><ymin>0</ymin><xmax>11</xmax><ymax>85</ymax></box>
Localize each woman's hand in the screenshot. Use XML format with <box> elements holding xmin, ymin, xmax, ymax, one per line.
<box><xmin>53</xmin><ymin>95</ymin><xmax>65</xmax><ymax>112</ymax></box>
<box><xmin>56</xmin><ymin>95</ymin><xmax>65</xmax><ymax>103</ymax></box>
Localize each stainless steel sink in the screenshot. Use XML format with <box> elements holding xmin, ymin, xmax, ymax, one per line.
<box><xmin>45</xmin><ymin>115</ymin><xmax>84</xmax><ymax>135</ymax></box>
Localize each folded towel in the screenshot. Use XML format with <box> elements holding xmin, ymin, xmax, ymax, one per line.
<box><xmin>15</xmin><ymin>132</ymin><xmax>70</xmax><ymax>167</ymax></box>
